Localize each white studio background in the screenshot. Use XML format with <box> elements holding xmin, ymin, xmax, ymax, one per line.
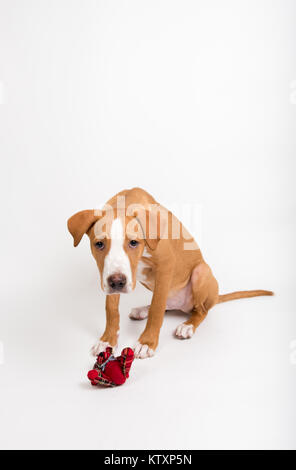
<box><xmin>0</xmin><ymin>0</ymin><xmax>295</xmax><ymax>450</ymax></box>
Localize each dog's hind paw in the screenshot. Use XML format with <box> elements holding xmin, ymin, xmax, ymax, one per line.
<box><xmin>175</xmin><ymin>323</ymin><xmax>194</xmax><ymax>339</ymax></box>
<box><xmin>129</xmin><ymin>306</ymin><xmax>149</xmax><ymax>320</ymax></box>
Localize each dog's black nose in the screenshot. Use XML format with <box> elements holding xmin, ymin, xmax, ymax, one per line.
<box><xmin>107</xmin><ymin>273</ymin><xmax>127</xmax><ymax>290</ymax></box>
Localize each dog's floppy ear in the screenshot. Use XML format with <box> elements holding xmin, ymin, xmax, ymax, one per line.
<box><xmin>127</xmin><ymin>204</ymin><xmax>168</xmax><ymax>250</ymax></box>
<box><xmin>67</xmin><ymin>210</ymin><xmax>101</xmax><ymax>247</ymax></box>
<box><xmin>135</xmin><ymin>209</ymin><xmax>159</xmax><ymax>250</ymax></box>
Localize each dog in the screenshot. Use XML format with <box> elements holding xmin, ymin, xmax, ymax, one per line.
<box><xmin>67</xmin><ymin>187</ymin><xmax>273</xmax><ymax>359</ymax></box>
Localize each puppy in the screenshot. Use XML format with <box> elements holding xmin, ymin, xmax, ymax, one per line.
<box><xmin>68</xmin><ymin>187</ymin><xmax>273</xmax><ymax>359</ymax></box>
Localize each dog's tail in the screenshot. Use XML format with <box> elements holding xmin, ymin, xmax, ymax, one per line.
<box><xmin>218</xmin><ymin>289</ymin><xmax>274</xmax><ymax>304</ymax></box>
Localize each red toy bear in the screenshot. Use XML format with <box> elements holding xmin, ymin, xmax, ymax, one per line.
<box><xmin>87</xmin><ymin>347</ymin><xmax>134</xmax><ymax>387</ymax></box>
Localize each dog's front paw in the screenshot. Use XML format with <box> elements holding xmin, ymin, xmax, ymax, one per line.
<box><xmin>91</xmin><ymin>340</ymin><xmax>115</xmax><ymax>357</ymax></box>
<box><xmin>129</xmin><ymin>305</ymin><xmax>149</xmax><ymax>320</ymax></box>
<box><xmin>134</xmin><ymin>342</ymin><xmax>155</xmax><ymax>359</ymax></box>
<box><xmin>175</xmin><ymin>322</ymin><xmax>194</xmax><ymax>339</ymax></box>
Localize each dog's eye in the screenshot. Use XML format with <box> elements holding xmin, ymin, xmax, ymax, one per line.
<box><xmin>95</xmin><ymin>241</ymin><xmax>105</xmax><ymax>250</ymax></box>
<box><xmin>129</xmin><ymin>240</ymin><xmax>139</xmax><ymax>248</ymax></box>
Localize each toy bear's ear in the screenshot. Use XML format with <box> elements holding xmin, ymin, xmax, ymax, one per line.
<box><xmin>105</xmin><ymin>347</ymin><xmax>113</xmax><ymax>356</ymax></box>
<box><xmin>67</xmin><ymin>209</ymin><xmax>101</xmax><ymax>247</ymax></box>
<box><xmin>121</xmin><ymin>347</ymin><xmax>134</xmax><ymax>359</ymax></box>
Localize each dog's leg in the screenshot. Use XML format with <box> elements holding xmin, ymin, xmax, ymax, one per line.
<box><xmin>175</xmin><ymin>306</ymin><xmax>208</xmax><ymax>339</ymax></box>
<box><xmin>91</xmin><ymin>294</ymin><xmax>120</xmax><ymax>356</ymax></box>
<box><xmin>175</xmin><ymin>263</ymin><xmax>218</xmax><ymax>339</ymax></box>
<box><xmin>129</xmin><ymin>305</ymin><xmax>150</xmax><ymax>320</ymax></box>
<box><xmin>134</xmin><ymin>265</ymin><xmax>173</xmax><ymax>358</ymax></box>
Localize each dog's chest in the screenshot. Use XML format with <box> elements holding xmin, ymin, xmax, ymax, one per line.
<box><xmin>136</xmin><ymin>251</ymin><xmax>155</xmax><ymax>289</ymax></box>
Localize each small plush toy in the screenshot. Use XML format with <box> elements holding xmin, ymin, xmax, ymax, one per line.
<box><xmin>87</xmin><ymin>347</ymin><xmax>134</xmax><ymax>387</ymax></box>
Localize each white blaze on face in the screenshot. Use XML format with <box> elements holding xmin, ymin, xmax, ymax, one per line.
<box><xmin>103</xmin><ymin>218</ymin><xmax>132</xmax><ymax>293</ymax></box>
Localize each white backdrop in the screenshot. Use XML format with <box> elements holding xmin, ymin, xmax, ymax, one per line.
<box><xmin>0</xmin><ymin>0</ymin><xmax>295</xmax><ymax>450</ymax></box>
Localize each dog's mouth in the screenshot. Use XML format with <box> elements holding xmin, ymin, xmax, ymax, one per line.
<box><xmin>105</xmin><ymin>285</ymin><xmax>132</xmax><ymax>295</ymax></box>
<box><xmin>103</xmin><ymin>279</ymin><xmax>133</xmax><ymax>295</ymax></box>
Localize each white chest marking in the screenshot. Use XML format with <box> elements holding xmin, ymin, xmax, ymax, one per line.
<box><xmin>142</xmin><ymin>247</ymin><xmax>152</xmax><ymax>258</ymax></box>
<box><xmin>136</xmin><ymin>260</ymin><xmax>149</xmax><ymax>282</ymax></box>
<box><xmin>136</xmin><ymin>245</ymin><xmax>153</xmax><ymax>283</ymax></box>
<box><xmin>102</xmin><ymin>218</ymin><xmax>132</xmax><ymax>292</ymax></box>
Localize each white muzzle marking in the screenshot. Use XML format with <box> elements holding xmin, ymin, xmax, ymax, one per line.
<box><xmin>102</xmin><ymin>218</ymin><xmax>132</xmax><ymax>294</ymax></box>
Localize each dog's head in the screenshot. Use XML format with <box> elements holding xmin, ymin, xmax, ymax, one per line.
<box><xmin>67</xmin><ymin>206</ymin><xmax>161</xmax><ymax>294</ymax></box>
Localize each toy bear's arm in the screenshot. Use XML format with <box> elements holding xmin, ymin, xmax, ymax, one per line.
<box><xmin>88</xmin><ymin>368</ymin><xmax>116</xmax><ymax>387</ymax></box>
